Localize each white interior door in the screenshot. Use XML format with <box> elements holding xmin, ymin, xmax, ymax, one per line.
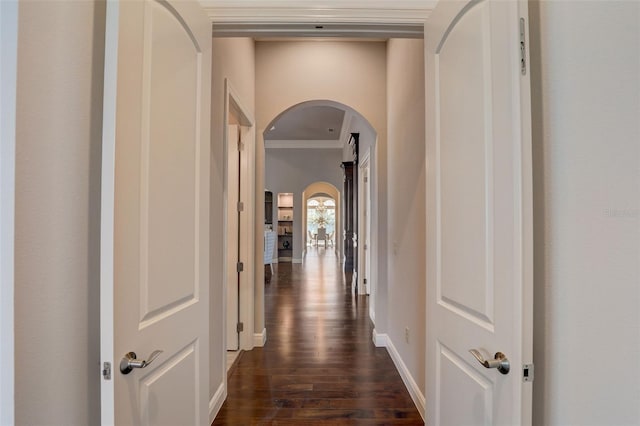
<box><xmin>226</xmin><ymin>124</ymin><xmax>240</xmax><ymax>351</ymax></box>
<box><xmin>100</xmin><ymin>0</ymin><xmax>211</xmax><ymax>424</ymax></box>
<box><xmin>425</xmin><ymin>0</ymin><xmax>533</xmax><ymax>425</ymax></box>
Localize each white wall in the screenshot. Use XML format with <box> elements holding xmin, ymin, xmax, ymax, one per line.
<box><xmin>265</xmin><ymin>148</ymin><xmax>343</xmax><ymax>260</ymax></box>
<box><xmin>0</xmin><ymin>2</ymin><xmax>18</xmax><ymax>424</ymax></box>
<box><xmin>386</xmin><ymin>38</ymin><xmax>426</xmax><ymax>397</ymax></box>
<box><xmin>530</xmin><ymin>1</ymin><xmax>640</xmax><ymax>424</ymax></box>
<box><xmin>211</xmin><ymin>37</ymin><xmax>255</xmax><ymax>399</ymax></box>
<box><xmin>14</xmin><ymin>1</ymin><xmax>105</xmax><ymax>424</ymax></box>
<box><xmin>256</xmin><ymin>40</ymin><xmax>389</xmax><ymax>330</ymax></box>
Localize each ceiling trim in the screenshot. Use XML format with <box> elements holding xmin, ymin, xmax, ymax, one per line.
<box><xmin>201</xmin><ymin>0</ymin><xmax>436</xmax><ymax>37</ymax></box>
<box><xmin>211</xmin><ymin>23</ymin><xmax>424</xmax><ymax>38</ymax></box>
<box><xmin>265</xmin><ymin>140</ymin><xmax>344</xmax><ymax>149</ymax></box>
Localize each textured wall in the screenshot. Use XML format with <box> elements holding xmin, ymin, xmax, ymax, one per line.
<box><xmin>386</xmin><ymin>38</ymin><xmax>426</xmax><ymax>397</ymax></box>
<box><xmin>530</xmin><ymin>1</ymin><xmax>640</xmax><ymax>424</ymax></box>
<box><xmin>14</xmin><ymin>1</ymin><xmax>105</xmax><ymax>424</ymax></box>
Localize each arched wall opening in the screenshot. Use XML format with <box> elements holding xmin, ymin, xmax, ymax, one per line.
<box><xmin>253</xmin><ymin>42</ymin><xmax>389</xmax><ymax>340</ymax></box>
<box><xmin>302</xmin><ymin>182</ymin><xmax>341</xmax><ymax>256</ymax></box>
<box><xmin>262</xmin><ymin>99</ymin><xmax>379</xmax><ymax>313</ymax></box>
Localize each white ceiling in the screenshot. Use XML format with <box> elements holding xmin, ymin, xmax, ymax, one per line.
<box><xmin>265</xmin><ymin>105</ymin><xmax>345</xmax><ymax>141</ymax></box>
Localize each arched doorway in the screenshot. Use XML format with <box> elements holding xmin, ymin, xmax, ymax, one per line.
<box><xmin>306</xmin><ymin>196</ymin><xmax>336</xmax><ymax>248</ymax></box>
<box><xmin>263</xmin><ymin>99</ymin><xmax>377</xmax><ymax>302</ymax></box>
<box><xmin>301</xmin><ymin>182</ymin><xmax>341</xmax><ymax>256</ymax></box>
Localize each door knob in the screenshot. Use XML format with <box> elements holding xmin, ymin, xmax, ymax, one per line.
<box><xmin>469</xmin><ymin>349</ymin><xmax>510</xmax><ymax>374</ymax></box>
<box><xmin>120</xmin><ymin>350</ymin><xmax>163</xmax><ymax>374</ymax></box>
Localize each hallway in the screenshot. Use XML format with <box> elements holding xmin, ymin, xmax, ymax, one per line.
<box><xmin>213</xmin><ymin>248</ymin><xmax>423</xmax><ymax>425</ymax></box>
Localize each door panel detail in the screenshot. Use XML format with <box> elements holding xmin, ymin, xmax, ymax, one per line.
<box><xmin>437</xmin><ymin>343</ymin><xmax>493</xmax><ymax>426</ymax></box>
<box><xmin>139</xmin><ymin>341</ymin><xmax>200</xmax><ymax>426</ymax></box>
<box><xmin>436</xmin><ymin>1</ymin><xmax>494</xmax><ymax>330</ymax></box>
<box><xmin>139</xmin><ymin>0</ymin><xmax>202</xmax><ymax>326</ymax></box>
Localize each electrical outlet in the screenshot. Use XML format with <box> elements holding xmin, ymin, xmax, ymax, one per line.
<box><xmin>405</xmin><ymin>327</ymin><xmax>410</xmax><ymax>343</ymax></box>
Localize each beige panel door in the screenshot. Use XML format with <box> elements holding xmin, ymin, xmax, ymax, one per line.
<box><xmin>425</xmin><ymin>0</ymin><xmax>533</xmax><ymax>424</ymax></box>
<box><xmin>100</xmin><ymin>0</ymin><xmax>211</xmax><ymax>424</ymax></box>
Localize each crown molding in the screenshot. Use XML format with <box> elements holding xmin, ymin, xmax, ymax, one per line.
<box><xmin>201</xmin><ymin>0</ymin><xmax>436</xmax><ymax>37</ymax></box>
<box><xmin>265</xmin><ymin>139</ymin><xmax>344</xmax><ymax>149</ymax></box>
<box><xmin>211</xmin><ymin>23</ymin><xmax>424</xmax><ymax>38</ymax></box>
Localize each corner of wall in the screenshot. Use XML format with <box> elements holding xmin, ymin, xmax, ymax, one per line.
<box><xmin>208</xmin><ymin>380</ymin><xmax>226</xmax><ymax>424</ymax></box>
<box><xmin>385</xmin><ymin>337</ymin><xmax>426</xmax><ymax>421</ymax></box>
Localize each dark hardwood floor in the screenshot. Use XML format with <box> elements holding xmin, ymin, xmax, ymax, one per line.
<box><xmin>213</xmin><ymin>247</ymin><xmax>424</xmax><ymax>425</ymax></box>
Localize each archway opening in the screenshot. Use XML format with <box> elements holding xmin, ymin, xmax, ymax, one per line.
<box><xmin>306</xmin><ymin>195</ymin><xmax>336</xmax><ymax>249</ymax></box>
<box><xmin>301</xmin><ymin>183</ymin><xmax>340</xmax><ymax>256</ymax></box>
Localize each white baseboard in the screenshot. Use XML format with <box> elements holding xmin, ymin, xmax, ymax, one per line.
<box><xmin>292</xmin><ymin>258</ymin><xmax>303</xmax><ymax>264</ymax></box>
<box><xmin>209</xmin><ymin>381</ymin><xmax>226</xmax><ymax>424</ymax></box>
<box><xmin>253</xmin><ymin>327</ymin><xmax>267</xmax><ymax>347</ymax></box>
<box><xmin>372</xmin><ymin>328</ymin><xmax>388</xmax><ymax>347</ymax></box>
<box><xmin>385</xmin><ymin>338</ymin><xmax>426</xmax><ymax>421</ymax></box>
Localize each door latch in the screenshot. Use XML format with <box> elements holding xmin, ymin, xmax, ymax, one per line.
<box><xmin>102</xmin><ymin>362</ymin><xmax>112</xmax><ymax>380</ymax></box>
<box><xmin>523</xmin><ymin>363</ymin><xmax>534</xmax><ymax>382</ymax></box>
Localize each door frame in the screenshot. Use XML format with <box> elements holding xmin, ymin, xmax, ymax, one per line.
<box><xmin>358</xmin><ymin>151</ymin><xmax>371</xmax><ymax>296</ymax></box>
<box><xmin>222</xmin><ymin>78</ymin><xmax>256</xmax><ymax>361</ymax></box>
<box><xmin>0</xmin><ymin>2</ymin><xmax>18</xmax><ymax>424</ymax></box>
<box><xmin>205</xmin><ymin>1</ymin><xmax>428</xmax><ymax>38</ymax></box>
<box><xmin>225</xmin><ymin>123</ymin><xmax>242</xmax><ymax>351</ymax></box>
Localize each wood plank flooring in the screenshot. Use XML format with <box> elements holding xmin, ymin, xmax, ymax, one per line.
<box><xmin>213</xmin><ymin>248</ymin><xmax>424</xmax><ymax>425</ymax></box>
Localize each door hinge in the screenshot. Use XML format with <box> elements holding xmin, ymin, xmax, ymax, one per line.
<box><xmin>237</xmin><ymin>201</ymin><xmax>244</xmax><ymax>212</ymax></box>
<box><xmin>520</xmin><ymin>17</ymin><xmax>527</xmax><ymax>75</ymax></box>
<box><xmin>102</xmin><ymin>362</ymin><xmax>112</xmax><ymax>380</ymax></box>
<box><xmin>523</xmin><ymin>363</ymin><xmax>534</xmax><ymax>382</ymax></box>
<box><xmin>236</xmin><ymin>322</ymin><xmax>244</xmax><ymax>333</ymax></box>
<box><xmin>237</xmin><ymin>139</ymin><xmax>244</xmax><ymax>151</ymax></box>
<box><xmin>364</xmin><ymin>176</ymin><xmax>368</xmax><ymax>183</ymax></box>
<box><xmin>237</xmin><ymin>261</ymin><xmax>244</xmax><ymax>273</ymax></box>
<box><xmin>363</xmin><ymin>278</ymin><xmax>367</xmax><ymax>284</ymax></box>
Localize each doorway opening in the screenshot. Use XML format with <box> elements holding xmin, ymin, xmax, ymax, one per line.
<box><xmin>263</xmin><ymin>99</ymin><xmax>377</xmax><ymax>298</ymax></box>
<box><xmin>306</xmin><ymin>196</ymin><xmax>336</xmax><ymax>249</ymax></box>
<box><xmin>223</xmin><ymin>79</ymin><xmax>255</xmax><ymax>371</ymax></box>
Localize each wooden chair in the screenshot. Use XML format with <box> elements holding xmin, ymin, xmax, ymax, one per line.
<box><xmin>316</xmin><ymin>227</ymin><xmax>327</xmax><ymax>247</ymax></box>
<box><xmin>327</xmin><ymin>231</ymin><xmax>334</xmax><ymax>247</ymax></box>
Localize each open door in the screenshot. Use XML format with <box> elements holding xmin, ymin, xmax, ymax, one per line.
<box><xmin>100</xmin><ymin>0</ymin><xmax>211</xmax><ymax>424</ymax></box>
<box><xmin>223</xmin><ymin>81</ymin><xmax>255</xmax><ymax>354</ymax></box>
<box><xmin>425</xmin><ymin>0</ymin><xmax>533</xmax><ymax>425</ymax></box>
<box><xmin>226</xmin><ymin>124</ymin><xmax>240</xmax><ymax>351</ymax></box>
